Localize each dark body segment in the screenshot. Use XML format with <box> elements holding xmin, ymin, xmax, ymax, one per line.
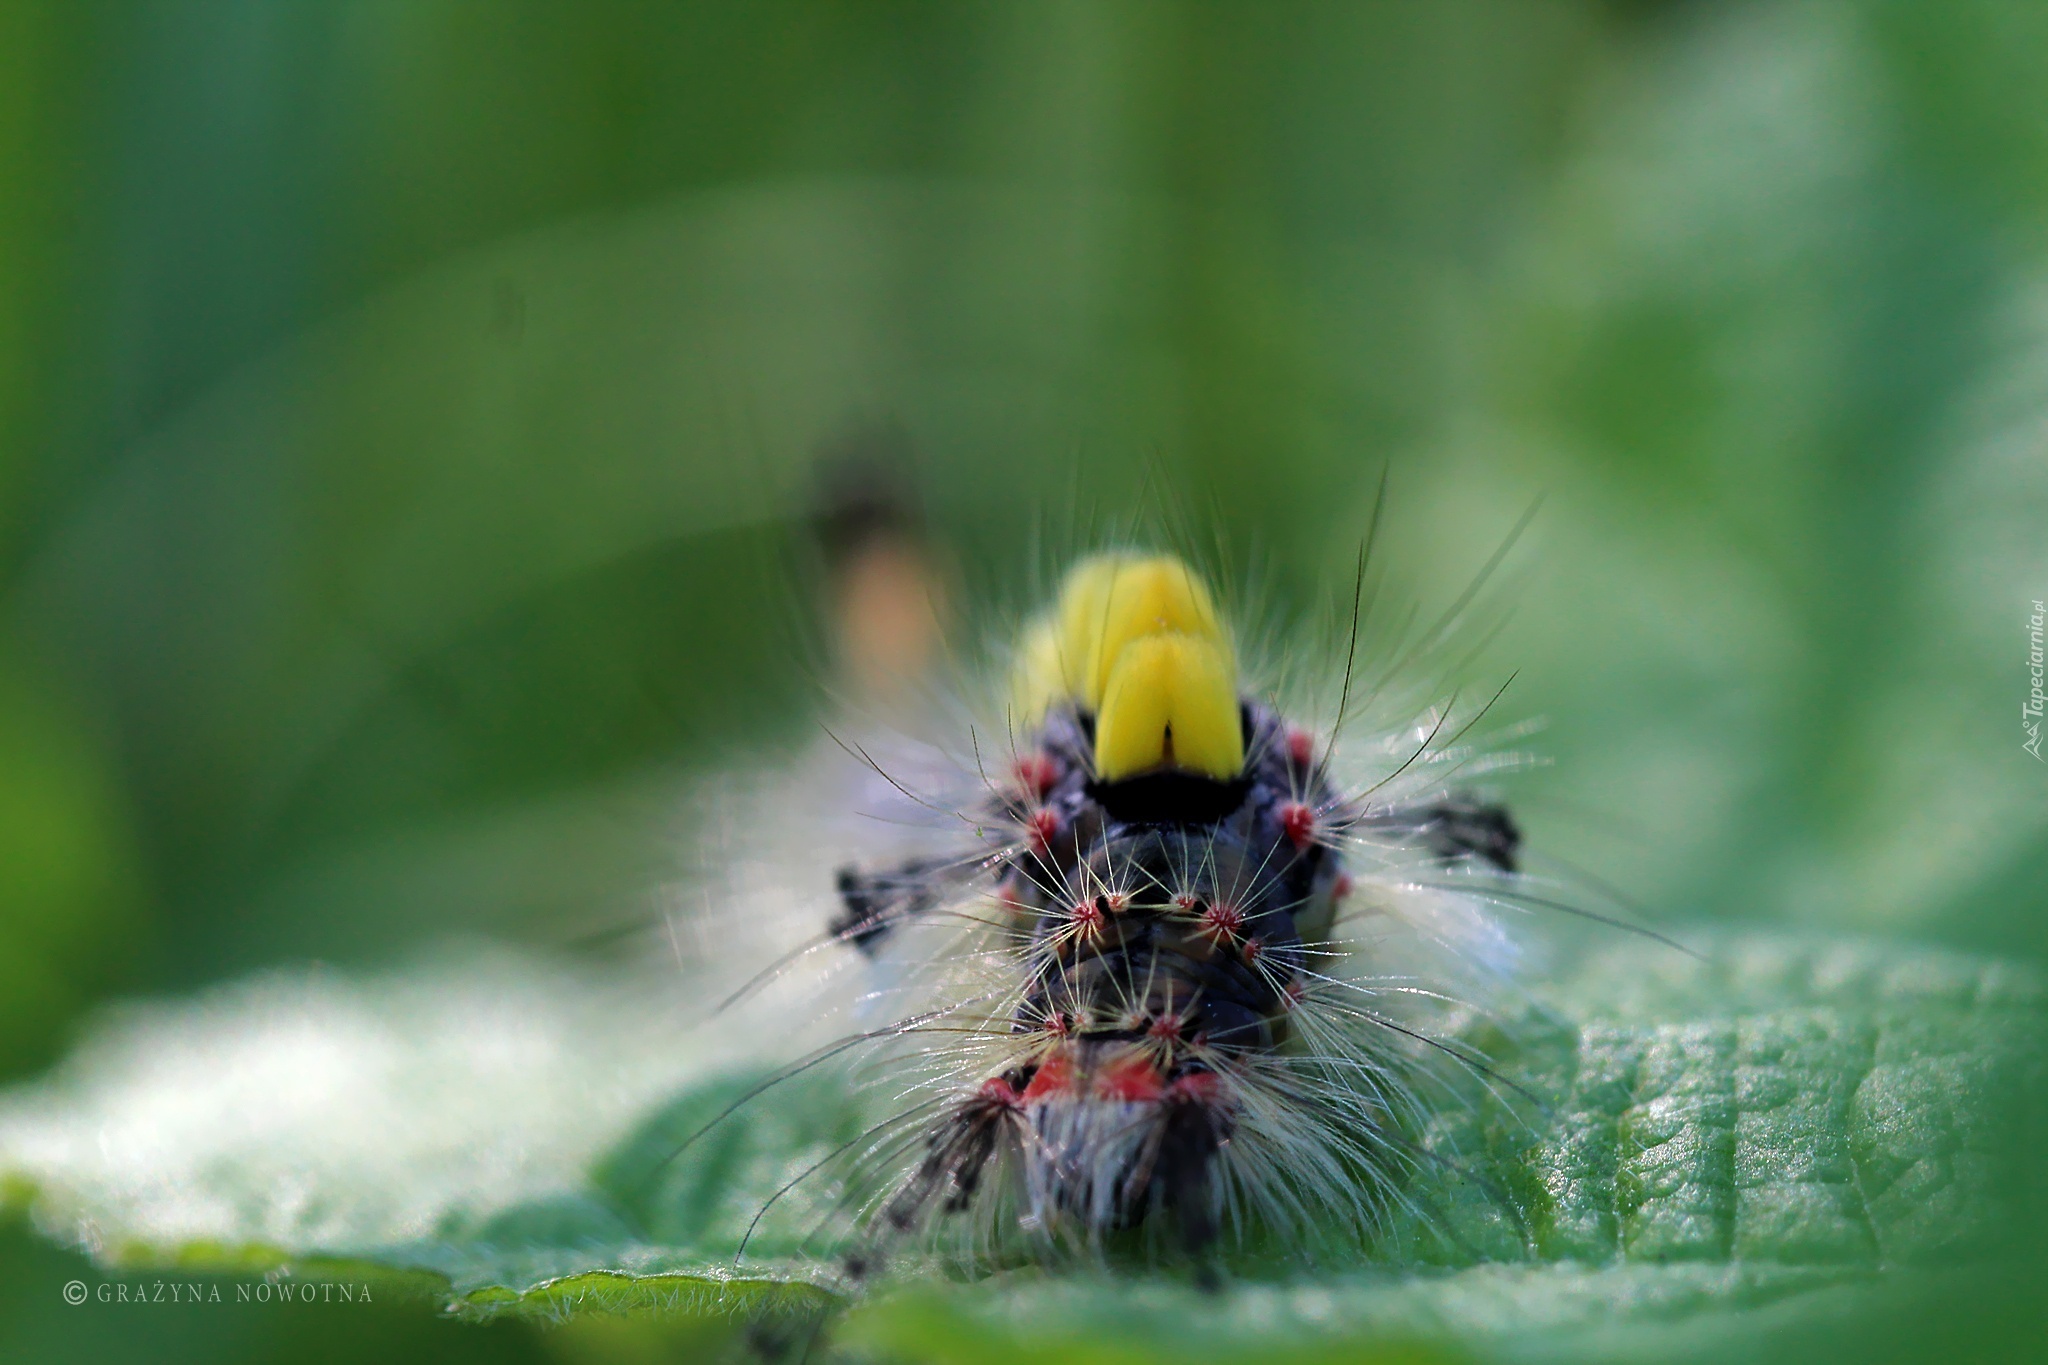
<box><xmin>833</xmin><ymin>697</ymin><xmax>1515</xmax><ymax>1256</ymax></box>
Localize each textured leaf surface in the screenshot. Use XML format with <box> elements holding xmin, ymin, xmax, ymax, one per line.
<box><xmin>0</xmin><ymin>932</ymin><xmax>2037</xmax><ymax>1361</ymax></box>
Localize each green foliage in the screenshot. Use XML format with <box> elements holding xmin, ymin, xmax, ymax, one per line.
<box><xmin>0</xmin><ymin>934</ymin><xmax>2036</xmax><ymax>1361</ymax></box>
<box><xmin>1</xmin><ymin>2</ymin><xmax>2046</xmax><ymax>1362</ymax></box>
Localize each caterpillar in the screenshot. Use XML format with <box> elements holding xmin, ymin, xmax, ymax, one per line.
<box><xmin>786</xmin><ymin>547</ymin><xmax>1534</xmax><ymax>1279</ymax></box>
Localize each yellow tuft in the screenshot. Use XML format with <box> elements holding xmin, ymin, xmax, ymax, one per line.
<box><xmin>1011</xmin><ymin>553</ymin><xmax>1244</xmax><ymax>781</ymax></box>
<box><xmin>1094</xmin><ymin>632</ymin><xmax>1243</xmax><ymax>781</ymax></box>
<box><xmin>1010</xmin><ymin>617</ymin><xmax>1068</xmax><ymax>732</ymax></box>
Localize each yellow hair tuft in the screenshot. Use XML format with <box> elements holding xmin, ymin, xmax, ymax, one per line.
<box><xmin>1011</xmin><ymin>553</ymin><xmax>1244</xmax><ymax>781</ymax></box>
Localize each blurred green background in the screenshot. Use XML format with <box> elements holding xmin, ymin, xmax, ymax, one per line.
<box><xmin>2</xmin><ymin>0</ymin><xmax>2045</xmax><ymax>1360</ymax></box>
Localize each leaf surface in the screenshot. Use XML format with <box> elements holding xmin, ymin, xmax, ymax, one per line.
<box><xmin>0</xmin><ymin>933</ymin><xmax>2035</xmax><ymax>1361</ymax></box>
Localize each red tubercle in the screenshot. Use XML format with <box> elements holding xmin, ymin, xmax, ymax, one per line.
<box><xmin>1285</xmin><ymin>727</ymin><xmax>1316</xmax><ymax>771</ymax></box>
<box><xmin>1147</xmin><ymin>1013</ymin><xmax>1184</xmax><ymax>1041</ymax></box>
<box><xmin>1172</xmin><ymin>893</ymin><xmax>1201</xmax><ymax>914</ymax></box>
<box><xmin>1280</xmin><ymin>978</ymin><xmax>1306</xmax><ymax>1012</ymax></box>
<box><xmin>1166</xmin><ymin>1071</ymin><xmax>1222</xmax><ymax>1104</ymax></box>
<box><xmin>1027</xmin><ymin>807</ymin><xmax>1062</xmax><ymax>854</ymax></box>
<box><xmin>1069</xmin><ymin>897</ymin><xmax>1105</xmax><ymax>938</ymax></box>
<box><xmin>1094</xmin><ymin>1053</ymin><xmax>1167</xmax><ymax>1103</ymax></box>
<box><xmin>1332</xmin><ymin>872</ymin><xmax>1353</xmax><ymax>901</ymax></box>
<box><xmin>1200</xmin><ymin>901</ymin><xmax>1244</xmax><ymax>939</ymax></box>
<box><xmin>1014</xmin><ymin>752</ymin><xmax>1061</xmax><ymax>800</ymax></box>
<box><xmin>1240</xmin><ymin>936</ymin><xmax>1265</xmax><ymax>965</ymax></box>
<box><xmin>977</xmin><ymin>1076</ymin><xmax>1023</xmax><ymax>1108</ymax></box>
<box><xmin>1021</xmin><ymin>1051</ymin><xmax>1075</xmax><ymax>1102</ymax></box>
<box><xmin>1279</xmin><ymin>801</ymin><xmax>1317</xmax><ymax>851</ymax></box>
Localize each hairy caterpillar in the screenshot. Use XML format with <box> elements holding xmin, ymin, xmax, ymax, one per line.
<box><xmin>721</xmin><ymin>544</ymin><xmax>1546</xmax><ymax>1281</ymax></box>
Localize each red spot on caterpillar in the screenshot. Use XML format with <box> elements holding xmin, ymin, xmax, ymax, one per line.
<box><xmin>1279</xmin><ymin>802</ymin><xmax>1317</xmax><ymax>850</ymax></box>
<box><xmin>1147</xmin><ymin>1014</ymin><xmax>1184</xmax><ymax>1041</ymax></box>
<box><xmin>1167</xmin><ymin>1071</ymin><xmax>1221</xmax><ymax>1104</ymax></box>
<box><xmin>1241</xmin><ymin>936</ymin><xmax>1265</xmax><ymax>965</ymax></box>
<box><xmin>1028</xmin><ymin>808</ymin><xmax>1061</xmax><ymax>854</ymax></box>
<box><xmin>977</xmin><ymin>1076</ymin><xmax>1022</xmax><ymax>1108</ymax></box>
<box><xmin>1172</xmin><ymin>893</ymin><xmax>1200</xmax><ymax>913</ymax></box>
<box><xmin>1281</xmin><ymin>979</ymin><xmax>1306</xmax><ymax>1011</ymax></box>
<box><xmin>1285</xmin><ymin>727</ymin><xmax>1316</xmax><ymax>771</ymax></box>
<box><xmin>1070</xmin><ymin>898</ymin><xmax>1105</xmax><ymax>937</ymax></box>
<box><xmin>1332</xmin><ymin>872</ymin><xmax>1353</xmax><ymax>901</ymax></box>
<box><xmin>1094</xmin><ymin>1053</ymin><xmax>1166</xmax><ymax>1103</ymax></box>
<box><xmin>1201</xmin><ymin>901</ymin><xmax>1244</xmax><ymax>939</ymax></box>
<box><xmin>1015</xmin><ymin>752</ymin><xmax>1061</xmax><ymax>799</ymax></box>
<box><xmin>1021</xmin><ymin>1051</ymin><xmax>1075</xmax><ymax>1101</ymax></box>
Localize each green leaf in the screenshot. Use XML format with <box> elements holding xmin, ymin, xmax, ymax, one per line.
<box><xmin>0</xmin><ymin>931</ymin><xmax>2037</xmax><ymax>1361</ymax></box>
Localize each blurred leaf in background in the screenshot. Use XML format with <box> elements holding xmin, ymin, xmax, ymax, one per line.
<box><xmin>0</xmin><ymin>0</ymin><xmax>146</xmax><ymax>1086</ymax></box>
<box><xmin>0</xmin><ymin>1</ymin><xmax>2045</xmax><ymax>1363</ymax></box>
<box><xmin>1</xmin><ymin>0</ymin><xmax>1619</xmax><ymax>998</ymax></box>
